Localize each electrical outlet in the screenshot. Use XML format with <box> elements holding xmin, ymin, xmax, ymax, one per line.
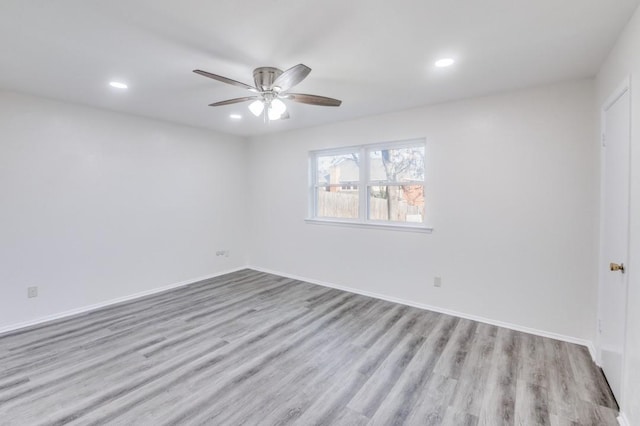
<box><xmin>28</xmin><ymin>286</ymin><xmax>38</xmax><ymax>298</ymax></box>
<box><xmin>433</xmin><ymin>277</ymin><xmax>442</xmax><ymax>288</ymax></box>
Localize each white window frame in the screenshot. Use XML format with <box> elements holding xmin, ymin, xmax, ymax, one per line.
<box><xmin>306</xmin><ymin>138</ymin><xmax>432</xmax><ymax>233</ymax></box>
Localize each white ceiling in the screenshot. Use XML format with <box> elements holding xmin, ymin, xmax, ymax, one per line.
<box><xmin>0</xmin><ymin>0</ymin><xmax>637</xmax><ymax>136</ymax></box>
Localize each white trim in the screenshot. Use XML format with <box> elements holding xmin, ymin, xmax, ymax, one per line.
<box><xmin>304</xmin><ymin>218</ymin><xmax>433</xmax><ymax>233</ymax></box>
<box><xmin>603</xmin><ymin>77</ymin><xmax>631</xmax><ymax>112</ymax></box>
<box><xmin>617</xmin><ymin>412</ymin><xmax>630</xmax><ymax>426</ymax></box>
<box><xmin>360</xmin><ymin>144</ymin><xmax>368</xmax><ymax>221</ymax></box>
<box><xmin>308</xmin><ymin>138</ymin><xmax>426</xmax><ymax>156</ymax></box>
<box><xmin>309</xmin><ymin>138</ymin><xmax>427</xmax><ymax>228</ymax></box>
<box><xmin>0</xmin><ymin>263</ymin><xmax>598</xmax><ymax>364</ymax></box>
<box><xmin>247</xmin><ymin>265</ymin><xmax>597</xmax><ymax>361</ymax></box>
<box><xmin>0</xmin><ymin>266</ymin><xmax>246</xmax><ymax>336</ymax></box>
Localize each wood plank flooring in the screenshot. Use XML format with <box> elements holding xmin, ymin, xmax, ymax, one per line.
<box><xmin>0</xmin><ymin>269</ymin><xmax>618</xmax><ymax>425</ymax></box>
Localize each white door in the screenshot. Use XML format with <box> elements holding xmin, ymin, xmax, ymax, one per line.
<box><xmin>598</xmin><ymin>82</ymin><xmax>631</xmax><ymax>403</ymax></box>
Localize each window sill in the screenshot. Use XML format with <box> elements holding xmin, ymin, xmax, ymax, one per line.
<box><xmin>304</xmin><ymin>218</ymin><xmax>433</xmax><ymax>233</ymax></box>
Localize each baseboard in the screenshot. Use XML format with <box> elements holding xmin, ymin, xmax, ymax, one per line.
<box><xmin>0</xmin><ymin>266</ymin><xmax>246</xmax><ymax>336</ymax></box>
<box><xmin>1</xmin><ymin>264</ymin><xmax>598</xmax><ymax>365</ymax></box>
<box><xmin>617</xmin><ymin>412</ymin><xmax>630</xmax><ymax>426</ymax></box>
<box><xmin>248</xmin><ymin>265</ymin><xmax>597</xmax><ymax>361</ymax></box>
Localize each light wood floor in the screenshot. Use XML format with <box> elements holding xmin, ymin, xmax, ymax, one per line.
<box><xmin>0</xmin><ymin>269</ymin><xmax>618</xmax><ymax>425</ymax></box>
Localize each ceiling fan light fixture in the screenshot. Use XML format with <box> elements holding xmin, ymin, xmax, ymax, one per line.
<box><xmin>268</xmin><ymin>98</ymin><xmax>287</xmax><ymax>121</ymax></box>
<box><xmin>271</xmin><ymin>98</ymin><xmax>286</xmax><ymax>114</ymax></box>
<box><xmin>268</xmin><ymin>110</ymin><xmax>281</xmax><ymax>121</ymax></box>
<box><xmin>248</xmin><ymin>100</ymin><xmax>264</xmax><ymax>116</ymax></box>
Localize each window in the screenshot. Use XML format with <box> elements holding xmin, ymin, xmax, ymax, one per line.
<box><xmin>308</xmin><ymin>139</ymin><xmax>429</xmax><ymax>231</ymax></box>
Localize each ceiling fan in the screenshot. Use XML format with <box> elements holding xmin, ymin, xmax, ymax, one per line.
<box><xmin>193</xmin><ymin>64</ymin><xmax>342</xmax><ymax>122</ymax></box>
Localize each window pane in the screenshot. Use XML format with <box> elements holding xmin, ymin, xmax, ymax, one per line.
<box><xmin>369</xmin><ymin>146</ymin><xmax>425</xmax><ymax>182</ymax></box>
<box><xmin>317</xmin><ymin>186</ymin><xmax>359</xmax><ymax>219</ymax></box>
<box><xmin>316</xmin><ymin>153</ymin><xmax>360</xmax><ymax>184</ymax></box>
<box><xmin>368</xmin><ymin>185</ymin><xmax>424</xmax><ymax>222</ymax></box>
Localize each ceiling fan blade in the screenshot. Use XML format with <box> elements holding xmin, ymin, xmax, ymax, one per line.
<box><xmin>272</xmin><ymin>64</ymin><xmax>311</xmax><ymax>92</ymax></box>
<box><xmin>208</xmin><ymin>96</ymin><xmax>259</xmax><ymax>107</ymax></box>
<box><xmin>193</xmin><ymin>69</ymin><xmax>257</xmax><ymax>92</ymax></box>
<box><xmin>286</xmin><ymin>93</ymin><xmax>342</xmax><ymax>107</ymax></box>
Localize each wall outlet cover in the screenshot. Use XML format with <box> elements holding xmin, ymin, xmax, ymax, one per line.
<box><xmin>28</xmin><ymin>286</ymin><xmax>38</xmax><ymax>298</ymax></box>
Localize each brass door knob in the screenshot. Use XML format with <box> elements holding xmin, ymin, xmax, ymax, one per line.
<box><xmin>610</xmin><ymin>262</ymin><xmax>625</xmax><ymax>273</ymax></box>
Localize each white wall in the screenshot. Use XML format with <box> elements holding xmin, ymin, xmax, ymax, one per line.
<box><xmin>597</xmin><ymin>5</ymin><xmax>640</xmax><ymax>425</ymax></box>
<box><xmin>0</xmin><ymin>90</ymin><xmax>247</xmax><ymax>330</ymax></box>
<box><xmin>1</xmin><ymin>80</ymin><xmax>600</xmax><ymax>352</ymax></box>
<box><xmin>247</xmin><ymin>80</ymin><xmax>598</xmax><ymax>343</ymax></box>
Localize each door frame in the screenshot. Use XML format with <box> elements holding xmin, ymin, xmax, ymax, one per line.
<box><xmin>597</xmin><ymin>76</ymin><xmax>632</xmax><ymax>400</ymax></box>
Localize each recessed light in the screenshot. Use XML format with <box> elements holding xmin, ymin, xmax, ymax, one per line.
<box><xmin>435</xmin><ymin>58</ymin><xmax>455</xmax><ymax>68</ymax></box>
<box><xmin>230</xmin><ymin>114</ymin><xmax>242</xmax><ymax>119</ymax></box>
<box><xmin>109</xmin><ymin>81</ymin><xmax>128</xmax><ymax>89</ymax></box>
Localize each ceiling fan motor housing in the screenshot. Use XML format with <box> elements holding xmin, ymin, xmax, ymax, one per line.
<box><xmin>253</xmin><ymin>67</ymin><xmax>283</xmax><ymax>92</ymax></box>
